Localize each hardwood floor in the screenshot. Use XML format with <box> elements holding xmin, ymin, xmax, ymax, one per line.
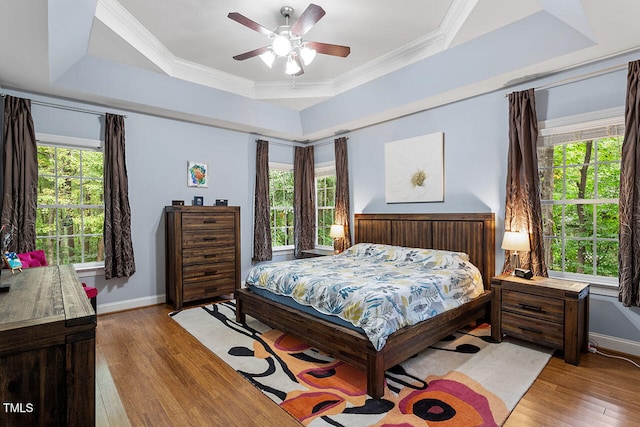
<box><xmin>96</xmin><ymin>304</ymin><xmax>640</xmax><ymax>426</ymax></box>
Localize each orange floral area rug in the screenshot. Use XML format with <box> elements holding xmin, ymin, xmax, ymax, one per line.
<box><xmin>172</xmin><ymin>301</ymin><xmax>553</xmax><ymax>426</ymax></box>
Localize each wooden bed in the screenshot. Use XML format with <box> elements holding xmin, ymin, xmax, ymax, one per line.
<box><xmin>235</xmin><ymin>212</ymin><xmax>495</xmax><ymax>398</ymax></box>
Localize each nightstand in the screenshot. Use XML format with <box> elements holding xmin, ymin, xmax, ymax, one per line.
<box><xmin>491</xmin><ymin>274</ymin><xmax>589</xmax><ymax>365</ymax></box>
<box><xmin>300</xmin><ymin>248</ymin><xmax>334</xmax><ymax>258</ymax></box>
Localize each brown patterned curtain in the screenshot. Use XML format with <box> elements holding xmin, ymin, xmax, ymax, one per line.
<box><xmin>1</xmin><ymin>95</ymin><xmax>37</xmax><ymax>253</ymax></box>
<box><xmin>104</xmin><ymin>113</ymin><xmax>135</xmax><ymax>279</ymax></box>
<box><xmin>294</xmin><ymin>145</ymin><xmax>315</xmax><ymax>258</ymax></box>
<box><xmin>502</xmin><ymin>89</ymin><xmax>547</xmax><ymax>276</ymax></box>
<box><xmin>334</xmin><ymin>137</ymin><xmax>352</xmax><ymax>252</ymax></box>
<box><xmin>619</xmin><ymin>60</ymin><xmax>640</xmax><ymax>307</ymax></box>
<box><xmin>253</xmin><ymin>139</ymin><xmax>272</xmax><ymax>262</ymax></box>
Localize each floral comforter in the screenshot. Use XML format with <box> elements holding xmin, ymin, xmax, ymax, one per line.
<box><xmin>244</xmin><ymin>243</ymin><xmax>485</xmax><ymax>350</ymax></box>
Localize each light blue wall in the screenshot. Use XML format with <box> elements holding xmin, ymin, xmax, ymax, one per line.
<box><xmin>5</xmin><ymin>49</ymin><xmax>640</xmax><ymax>344</ymax></box>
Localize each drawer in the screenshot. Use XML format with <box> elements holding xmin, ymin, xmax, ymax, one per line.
<box><xmin>183</xmin><ymin>263</ymin><xmax>236</xmax><ymax>283</ymax></box>
<box><xmin>182</xmin><ymin>229</ymin><xmax>236</xmax><ymax>248</ymax></box>
<box><xmin>183</xmin><ymin>278</ymin><xmax>236</xmax><ymax>302</ymax></box>
<box><xmin>182</xmin><ymin>213</ymin><xmax>235</xmax><ymax>231</ymax></box>
<box><xmin>502</xmin><ymin>311</ymin><xmax>563</xmax><ymax>349</ymax></box>
<box><xmin>502</xmin><ymin>289</ymin><xmax>564</xmax><ymax>323</ymax></box>
<box><xmin>183</xmin><ymin>247</ymin><xmax>235</xmax><ymax>266</ymax></box>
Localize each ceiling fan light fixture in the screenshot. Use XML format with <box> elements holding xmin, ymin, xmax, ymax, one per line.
<box><xmin>272</xmin><ymin>35</ymin><xmax>292</xmax><ymax>57</ymax></box>
<box><xmin>300</xmin><ymin>45</ymin><xmax>316</xmax><ymax>65</ymax></box>
<box><xmin>285</xmin><ymin>56</ymin><xmax>301</xmax><ymax>75</ymax></box>
<box><xmin>259</xmin><ymin>50</ymin><xmax>275</xmax><ymax>68</ymax></box>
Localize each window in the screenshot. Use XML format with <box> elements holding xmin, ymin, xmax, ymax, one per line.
<box><xmin>269</xmin><ymin>164</ymin><xmax>294</xmax><ymax>249</ymax></box>
<box><xmin>315</xmin><ymin>164</ymin><xmax>336</xmax><ymax>248</ymax></box>
<box><xmin>537</xmin><ymin>111</ymin><xmax>623</xmax><ymax>283</ymax></box>
<box><xmin>36</xmin><ymin>137</ymin><xmax>104</xmax><ymax>265</ymax></box>
<box><xmin>268</xmin><ymin>162</ymin><xmax>336</xmax><ymax>250</ymax></box>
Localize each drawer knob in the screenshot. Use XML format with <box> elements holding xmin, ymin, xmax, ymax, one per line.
<box><xmin>203</xmin><ymin>220</ymin><xmax>218</xmax><ymax>224</ymax></box>
<box><xmin>519</xmin><ymin>303</ymin><xmax>544</xmax><ymax>313</ymax></box>
<box><xmin>203</xmin><ymin>237</ymin><xmax>217</xmax><ymax>241</ymax></box>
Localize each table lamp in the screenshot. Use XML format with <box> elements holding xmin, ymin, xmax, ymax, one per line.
<box><xmin>501</xmin><ymin>231</ymin><xmax>530</xmax><ymax>272</ymax></box>
<box><xmin>329</xmin><ymin>224</ymin><xmax>345</xmax><ymax>254</ymax></box>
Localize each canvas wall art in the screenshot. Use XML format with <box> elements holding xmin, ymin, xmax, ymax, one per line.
<box><xmin>187</xmin><ymin>161</ymin><xmax>208</xmax><ymax>187</ymax></box>
<box><xmin>384</xmin><ymin>132</ymin><xmax>444</xmax><ymax>203</ymax></box>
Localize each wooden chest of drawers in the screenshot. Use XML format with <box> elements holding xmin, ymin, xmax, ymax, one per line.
<box><xmin>165</xmin><ymin>206</ymin><xmax>240</xmax><ymax>310</ymax></box>
<box><xmin>491</xmin><ymin>274</ymin><xmax>589</xmax><ymax>365</ymax></box>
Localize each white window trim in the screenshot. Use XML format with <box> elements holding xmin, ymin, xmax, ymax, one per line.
<box><xmin>37</xmin><ymin>134</ymin><xmax>106</xmax><ymax>269</ymax></box>
<box><xmin>538</xmin><ymin>108</ymin><xmax>624</xmax><ymax>290</ymax></box>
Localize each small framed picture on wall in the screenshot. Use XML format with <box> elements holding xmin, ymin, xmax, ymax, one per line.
<box><xmin>187</xmin><ymin>161</ymin><xmax>208</xmax><ymax>187</ymax></box>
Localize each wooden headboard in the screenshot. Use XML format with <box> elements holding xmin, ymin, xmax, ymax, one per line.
<box><xmin>354</xmin><ymin>213</ymin><xmax>496</xmax><ymax>290</ymax></box>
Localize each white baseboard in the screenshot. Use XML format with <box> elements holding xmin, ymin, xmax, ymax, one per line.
<box><xmin>589</xmin><ymin>332</ymin><xmax>640</xmax><ymax>357</ymax></box>
<box><xmin>97</xmin><ymin>294</ymin><xmax>166</xmax><ymax>315</ymax></box>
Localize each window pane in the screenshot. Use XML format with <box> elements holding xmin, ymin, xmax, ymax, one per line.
<box><xmin>36</xmin><ymin>208</ymin><xmax>56</xmax><ymax>236</ymax></box>
<box><xmin>564</xmin><ymin>240</ymin><xmax>593</xmax><ymax>275</ymax></box>
<box><xmin>38</xmin><ymin>176</ymin><xmax>56</xmax><ymax>205</ymax></box>
<box><xmin>82</xmin><ymin>151</ymin><xmax>104</xmax><ymax>178</ymax></box>
<box><xmin>83</xmin><ymin>208</ymin><xmax>104</xmax><ymax>235</ymax></box>
<box><xmin>59</xmin><ymin>235</ymin><xmax>83</xmax><ymax>264</ymax></box>
<box><xmin>83</xmin><ymin>235</ymin><xmax>104</xmax><ymax>262</ymax></box>
<box><xmin>58</xmin><ymin>208</ymin><xmax>81</xmax><ymax>235</ymax></box>
<box><xmin>595</xmin><ymin>203</ymin><xmax>618</xmax><ymax>238</ymax></box>
<box><xmin>565</xmin><ymin>140</ymin><xmax>594</xmax><ymax>166</ymax></box>
<box><xmin>563</xmin><ymin>204</ymin><xmax>593</xmax><ymax>238</ymax></box>
<box><xmin>596</xmin><ymin>163</ymin><xmax>620</xmax><ymax>198</ymax></box>
<box><xmin>543</xmin><ymin>236</ymin><xmax>563</xmax><ymax>271</ymax></box>
<box><xmin>58</xmin><ymin>177</ymin><xmax>81</xmax><ymax>205</ymax></box>
<box><xmin>38</xmin><ymin>146</ymin><xmax>55</xmax><ymax>175</ymax></box>
<box><xmin>83</xmin><ymin>178</ymin><xmax>104</xmax><ymax>205</ymax></box>
<box><xmin>595</xmin><ymin>240</ymin><xmax>618</xmax><ymax>277</ymax></box>
<box><xmin>58</xmin><ymin>148</ymin><xmax>80</xmax><ymax>176</ymax></box>
<box><xmin>597</xmin><ymin>137</ymin><xmax>622</xmax><ymax>162</ymax></box>
<box><xmin>565</xmin><ymin>165</ymin><xmax>594</xmax><ymax>199</ymax></box>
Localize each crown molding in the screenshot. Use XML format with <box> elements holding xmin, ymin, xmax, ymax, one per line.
<box><xmin>94</xmin><ymin>0</ymin><xmax>477</xmax><ymax>104</ymax></box>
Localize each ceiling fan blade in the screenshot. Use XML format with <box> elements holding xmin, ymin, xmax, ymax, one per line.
<box><xmin>228</xmin><ymin>12</ymin><xmax>274</xmax><ymax>37</ymax></box>
<box><xmin>306</xmin><ymin>41</ymin><xmax>351</xmax><ymax>57</ymax></box>
<box><xmin>290</xmin><ymin>4</ymin><xmax>325</xmax><ymax>37</ymax></box>
<box><xmin>233</xmin><ymin>46</ymin><xmax>270</xmax><ymax>61</ymax></box>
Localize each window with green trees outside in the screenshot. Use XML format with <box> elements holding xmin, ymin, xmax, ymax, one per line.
<box><xmin>269</xmin><ymin>168</ymin><xmax>294</xmax><ymax>248</ymax></box>
<box><xmin>36</xmin><ymin>145</ymin><xmax>104</xmax><ymax>265</ymax></box>
<box><xmin>316</xmin><ymin>174</ymin><xmax>336</xmax><ymax>248</ymax></box>
<box><xmin>269</xmin><ymin>164</ymin><xmax>336</xmax><ymax>250</ymax></box>
<box><xmin>538</xmin><ymin>124</ymin><xmax>622</xmax><ymax>280</ymax></box>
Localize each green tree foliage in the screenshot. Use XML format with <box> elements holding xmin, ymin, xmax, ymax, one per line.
<box><xmin>36</xmin><ymin>146</ymin><xmax>104</xmax><ymax>264</ymax></box>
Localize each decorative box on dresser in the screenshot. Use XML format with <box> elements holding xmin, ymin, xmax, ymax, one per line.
<box><xmin>0</xmin><ymin>265</ymin><xmax>96</xmax><ymax>426</ymax></box>
<box><xmin>491</xmin><ymin>274</ymin><xmax>589</xmax><ymax>365</ymax></box>
<box><xmin>165</xmin><ymin>205</ymin><xmax>240</xmax><ymax>310</ymax></box>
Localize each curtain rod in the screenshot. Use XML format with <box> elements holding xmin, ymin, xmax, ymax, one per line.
<box><xmin>0</xmin><ymin>93</ymin><xmax>127</xmax><ymax>118</ymax></box>
<box><xmin>255</xmin><ymin>136</ymin><xmax>347</xmax><ymax>148</ymax></box>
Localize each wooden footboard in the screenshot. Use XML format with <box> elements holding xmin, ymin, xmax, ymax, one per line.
<box><xmin>236</xmin><ymin>287</ymin><xmax>492</xmax><ymax>398</ymax></box>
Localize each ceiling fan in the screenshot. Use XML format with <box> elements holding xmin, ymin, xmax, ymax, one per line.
<box><xmin>228</xmin><ymin>4</ymin><xmax>351</xmax><ymax>76</ymax></box>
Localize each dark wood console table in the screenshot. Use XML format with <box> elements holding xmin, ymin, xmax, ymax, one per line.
<box><xmin>0</xmin><ymin>265</ymin><xmax>96</xmax><ymax>426</ymax></box>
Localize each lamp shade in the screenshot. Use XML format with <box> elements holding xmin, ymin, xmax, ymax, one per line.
<box><xmin>329</xmin><ymin>224</ymin><xmax>345</xmax><ymax>239</ymax></box>
<box><xmin>501</xmin><ymin>231</ymin><xmax>530</xmax><ymax>252</ymax></box>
